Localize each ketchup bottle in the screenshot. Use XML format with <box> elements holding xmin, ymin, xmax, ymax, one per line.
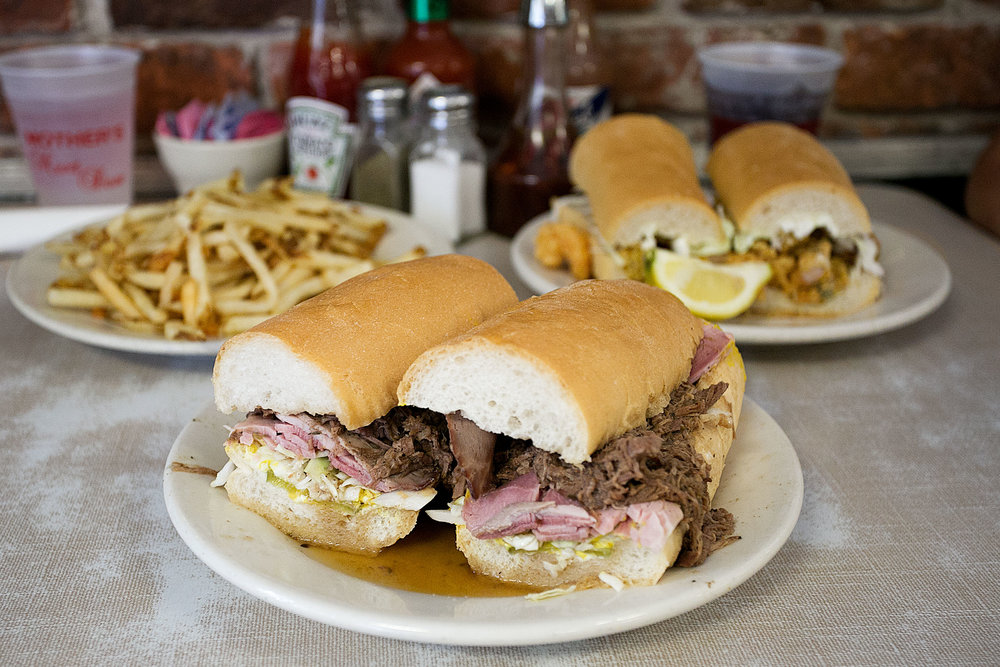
<box><xmin>487</xmin><ymin>0</ymin><xmax>574</xmax><ymax>237</ymax></box>
<box><xmin>383</xmin><ymin>0</ymin><xmax>475</xmax><ymax>92</ymax></box>
<box><xmin>288</xmin><ymin>0</ymin><xmax>371</xmax><ymax>121</ymax></box>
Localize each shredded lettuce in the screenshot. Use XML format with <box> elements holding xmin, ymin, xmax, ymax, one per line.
<box><xmin>221</xmin><ymin>442</ymin><xmax>434</xmax><ymax>512</ymax></box>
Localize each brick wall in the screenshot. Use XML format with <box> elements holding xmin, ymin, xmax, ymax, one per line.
<box><xmin>1</xmin><ymin>0</ymin><xmax>998</xmax><ymax>191</ymax></box>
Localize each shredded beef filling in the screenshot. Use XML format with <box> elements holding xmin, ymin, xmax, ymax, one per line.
<box><xmin>492</xmin><ymin>381</ymin><xmax>738</xmax><ymax>567</ymax></box>
<box><xmin>352</xmin><ymin>407</ymin><xmax>455</xmax><ymax>487</ymax></box>
<box><xmin>253</xmin><ymin>405</ymin><xmax>455</xmax><ymax>491</ymax></box>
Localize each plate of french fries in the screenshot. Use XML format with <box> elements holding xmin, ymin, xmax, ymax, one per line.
<box><xmin>6</xmin><ymin>173</ymin><xmax>453</xmax><ymax>355</ymax></box>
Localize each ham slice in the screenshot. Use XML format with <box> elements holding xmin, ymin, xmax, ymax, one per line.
<box><xmin>688</xmin><ymin>324</ymin><xmax>734</xmax><ymax>383</ymax></box>
<box><xmin>459</xmin><ymin>473</ymin><xmax>683</xmax><ymax>550</ymax></box>
<box><xmin>533</xmin><ymin>490</ymin><xmax>596</xmax><ymax>541</ymax></box>
<box><xmin>463</xmin><ymin>473</ymin><xmax>548</xmax><ymax>538</ymax></box>
<box><xmin>614</xmin><ymin>501</ymin><xmax>684</xmax><ymax>551</ymax></box>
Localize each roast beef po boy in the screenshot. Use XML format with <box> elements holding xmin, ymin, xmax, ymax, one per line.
<box><xmin>211</xmin><ymin>255</ymin><xmax>518</xmax><ymax>554</ymax></box>
<box><xmin>397</xmin><ymin>279</ymin><xmax>744</xmax><ymax>588</ymax></box>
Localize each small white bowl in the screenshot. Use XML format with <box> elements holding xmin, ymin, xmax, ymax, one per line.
<box><xmin>153</xmin><ymin>130</ymin><xmax>286</xmax><ymax>194</ymax></box>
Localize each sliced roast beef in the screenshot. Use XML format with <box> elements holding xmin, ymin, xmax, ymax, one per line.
<box><xmin>446</xmin><ymin>412</ymin><xmax>496</xmax><ymax>499</ymax></box>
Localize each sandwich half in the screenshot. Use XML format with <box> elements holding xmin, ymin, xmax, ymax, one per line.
<box><xmin>707</xmin><ymin>121</ymin><xmax>883</xmax><ymax>317</ymax></box>
<box><xmin>211</xmin><ymin>254</ymin><xmax>519</xmax><ymax>554</ymax></box>
<box><xmin>567</xmin><ymin>113</ymin><xmax>731</xmax><ymax>280</ymax></box>
<box><xmin>398</xmin><ymin>279</ymin><xmax>744</xmax><ymax>588</ymax></box>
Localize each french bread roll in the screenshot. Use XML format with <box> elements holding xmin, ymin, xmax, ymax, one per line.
<box><xmin>450</xmin><ymin>338</ymin><xmax>745</xmax><ymax>589</ymax></box>
<box><xmin>707</xmin><ymin>121</ymin><xmax>871</xmax><ymax>238</ymax></box>
<box><xmin>707</xmin><ymin>122</ymin><xmax>882</xmax><ymax>317</ymax></box>
<box><xmin>222</xmin><ymin>466</ymin><xmax>420</xmax><ymax>554</ymax></box>
<box><xmin>214</xmin><ymin>254</ymin><xmax>519</xmax><ymax>429</ymax></box>
<box><xmin>568</xmin><ymin>114</ymin><xmax>729</xmax><ymax>255</ymax></box>
<box><xmin>455</xmin><ymin>525</ymin><xmax>685</xmax><ymax>589</ymax></box>
<box><xmin>399</xmin><ymin>279</ymin><xmax>704</xmax><ymax>465</ymax></box>
<box><xmin>212</xmin><ymin>254</ymin><xmax>519</xmax><ymax>554</ymax></box>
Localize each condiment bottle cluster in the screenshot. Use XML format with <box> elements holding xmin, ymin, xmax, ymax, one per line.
<box><xmin>284</xmin><ymin>0</ymin><xmax>609</xmax><ymax>241</ymax></box>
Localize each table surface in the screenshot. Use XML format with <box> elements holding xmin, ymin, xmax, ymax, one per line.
<box><xmin>2</xmin><ymin>184</ymin><xmax>998</xmax><ymax>665</ymax></box>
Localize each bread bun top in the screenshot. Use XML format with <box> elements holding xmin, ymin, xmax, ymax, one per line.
<box><xmin>568</xmin><ymin>114</ymin><xmax>728</xmax><ymax>254</ymax></box>
<box><xmin>706</xmin><ymin>122</ymin><xmax>871</xmax><ymax>238</ymax></box>
<box><xmin>213</xmin><ymin>254</ymin><xmax>518</xmax><ymax>429</ymax></box>
<box><xmin>399</xmin><ymin>279</ymin><xmax>703</xmax><ymax>464</ymax></box>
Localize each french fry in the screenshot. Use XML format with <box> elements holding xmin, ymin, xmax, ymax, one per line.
<box><xmin>46</xmin><ymin>287</ymin><xmax>109</xmax><ymax>309</ymax></box>
<box><xmin>44</xmin><ymin>174</ymin><xmax>409</xmax><ymax>341</ymax></box>
<box><xmin>158</xmin><ymin>260</ymin><xmax>184</xmax><ymax>309</ymax></box>
<box><xmin>123</xmin><ymin>283</ymin><xmax>168</xmax><ymax>325</ymax></box>
<box><xmin>89</xmin><ymin>267</ymin><xmax>144</xmax><ymax>320</ymax></box>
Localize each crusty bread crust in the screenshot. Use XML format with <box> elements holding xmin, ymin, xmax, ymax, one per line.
<box><xmin>213</xmin><ymin>254</ymin><xmax>518</xmax><ymax>429</ymax></box>
<box><xmin>399</xmin><ymin>279</ymin><xmax>703</xmax><ymax>464</ymax></box>
<box><xmin>455</xmin><ymin>525</ymin><xmax>685</xmax><ymax>589</ymax></box>
<box><xmin>707</xmin><ymin>122</ymin><xmax>872</xmax><ymax>237</ymax></box>
<box><xmin>569</xmin><ymin>114</ymin><xmax>727</xmax><ymax>251</ymax></box>
<box><xmin>223</xmin><ymin>466</ymin><xmax>419</xmax><ymax>554</ymax></box>
<box><xmin>691</xmin><ymin>336</ymin><xmax>745</xmax><ymax>500</ymax></box>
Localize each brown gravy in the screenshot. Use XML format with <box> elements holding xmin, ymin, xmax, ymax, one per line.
<box><xmin>301</xmin><ymin>520</ymin><xmax>544</xmax><ymax>597</ymax></box>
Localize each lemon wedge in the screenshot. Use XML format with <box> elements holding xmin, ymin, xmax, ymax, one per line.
<box><xmin>647</xmin><ymin>249</ymin><xmax>772</xmax><ymax>320</ymax></box>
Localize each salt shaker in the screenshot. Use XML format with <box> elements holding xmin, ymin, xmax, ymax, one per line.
<box><xmin>408</xmin><ymin>85</ymin><xmax>486</xmax><ymax>241</ymax></box>
<box><xmin>351</xmin><ymin>77</ymin><xmax>409</xmax><ymax>211</ymax></box>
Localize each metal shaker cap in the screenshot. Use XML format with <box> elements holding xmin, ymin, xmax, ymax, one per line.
<box><xmin>419</xmin><ymin>84</ymin><xmax>476</xmax><ymax>113</ymax></box>
<box><xmin>360</xmin><ymin>76</ymin><xmax>407</xmax><ymax>105</ymax></box>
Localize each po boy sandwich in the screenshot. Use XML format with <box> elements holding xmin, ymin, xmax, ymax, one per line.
<box><xmin>397</xmin><ymin>279</ymin><xmax>744</xmax><ymax>588</ymax></box>
<box><xmin>211</xmin><ymin>255</ymin><xmax>518</xmax><ymax>554</ymax></box>
<box><xmin>564</xmin><ymin>113</ymin><xmax>731</xmax><ymax>280</ymax></box>
<box><xmin>707</xmin><ymin>121</ymin><xmax>883</xmax><ymax>317</ymax></box>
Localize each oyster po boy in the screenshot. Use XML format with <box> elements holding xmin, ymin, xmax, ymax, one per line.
<box><xmin>707</xmin><ymin>121</ymin><xmax>883</xmax><ymax>317</ymax></box>
<box><xmin>563</xmin><ymin>113</ymin><xmax>731</xmax><ymax>280</ymax></box>
<box><xmin>398</xmin><ymin>279</ymin><xmax>744</xmax><ymax>588</ymax></box>
<box><xmin>211</xmin><ymin>255</ymin><xmax>518</xmax><ymax>554</ymax></box>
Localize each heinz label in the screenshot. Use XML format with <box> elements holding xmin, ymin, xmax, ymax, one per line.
<box><xmin>286</xmin><ymin>96</ymin><xmax>356</xmax><ymax>198</ymax></box>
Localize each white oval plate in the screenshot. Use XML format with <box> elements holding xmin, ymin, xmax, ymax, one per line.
<box><xmin>163</xmin><ymin>397</ymin><xmax>802</xmax><ymax>646</ymax></box>
<box><xmin>511</xmin><ymin>217</ymin><xmax>951</xmax><ymax>345</ymax></box>
<box><xmin>6</xmin><ymin>203</ymin><xmax>454</xmax><ymax>356</ymax></box>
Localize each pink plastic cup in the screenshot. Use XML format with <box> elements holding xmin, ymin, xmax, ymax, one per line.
<box><xmin>0</xmin><ymin>45</ymin><xmax>141</xmax><ymax>205</ymax></box>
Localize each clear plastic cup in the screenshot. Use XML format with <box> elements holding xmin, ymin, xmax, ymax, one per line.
<box><xmin>697</xmin><ymin>42</ymin><xmax>843</xmax><ymax>144</ymax></box>
<box><xmin>0</xmin><ymin>45</ymin><xmax>141</xmax><ymax>205</ymax></box>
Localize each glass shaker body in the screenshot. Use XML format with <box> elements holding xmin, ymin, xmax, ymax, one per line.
<box><xmin>409</xmin><ymin>86</ymin><xmax>487</xmax><ymax>241</ymax></box>
<box><xmin>351</xmin><ymin>77</ymin><xmax>410</xmax><ymax>211</ymax></box>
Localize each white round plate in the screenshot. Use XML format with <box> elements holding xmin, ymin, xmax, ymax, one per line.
<box><xmin>511</xmin><ymin>217</ymin><xmax>951</xmax><ymax>345</ymax></box>
<box><xmin>6</xmin><ymin>203</ymin><xmax>454</xmax><ymax>356</ymax></box>
<box><xmin>163</xmin><ymin>397</ymin><xmax>802</xmax><ymax>646</ymax></box>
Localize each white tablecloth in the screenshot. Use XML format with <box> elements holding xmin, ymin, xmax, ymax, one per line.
<box><xmin>1</xmin><ymin>184</ymin><xmax>998</xmax><ymax>664</ymax></box>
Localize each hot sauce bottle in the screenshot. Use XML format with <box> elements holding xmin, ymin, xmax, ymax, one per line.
<box><xmin>288</xmin><ymin>0</ymin><xmax>371</xmax><ymax>121</ymax></box>
<box><xmin>487</xmin><ymin>0</ymin><xmax>574</xmax><ymax>237</ymax></box>
<box><xmin>566</xmin><ymin>0</ymin><xmax>611</xmax><ymax>135</ymax></box>
<box><xmin>286</xmin><ymin>0</ymin><xmax>372</xmax><ymax>197</ymax></box>
<box><xmin>383</xmin><ymin>0</ymin><xmax>475</xmax><ymax>92</ymax></box>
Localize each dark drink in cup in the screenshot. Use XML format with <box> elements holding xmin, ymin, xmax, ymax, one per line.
<box><xmin>698</xmin><ymin>42</ymin><xmax>842</xmax><ymax>144</ymax></box>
